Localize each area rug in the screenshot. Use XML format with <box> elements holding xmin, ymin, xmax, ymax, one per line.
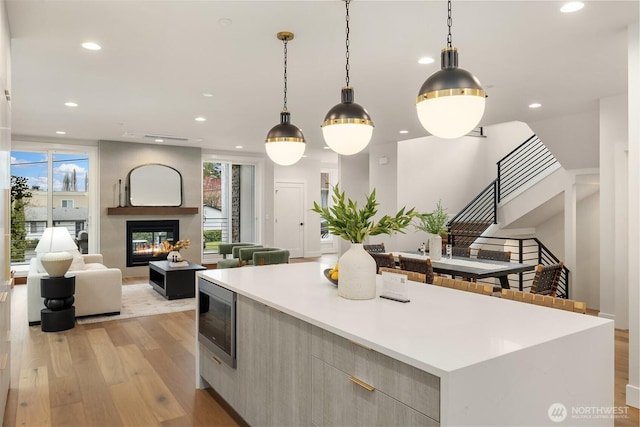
<box><xmin>76</xmin><ymin>283</ymin><xmax>195</xmax><ymax>324</ymax></box>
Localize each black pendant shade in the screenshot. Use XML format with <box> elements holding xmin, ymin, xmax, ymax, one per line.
<box><xmin>417</xmin><ymin>48</ymin><xmax>484</xmax><ymax>102</ymax></box>
<box><xmin>322</xmin><ymin>87</ymin><xmax>373</xmax><ymax>127</ymax></box>
<box><xmin>266</xmin><ymin>111</ymin><xmax>305</xmax><ymax>143</ymax></box>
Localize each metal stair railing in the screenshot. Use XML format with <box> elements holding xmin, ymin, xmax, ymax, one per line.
<box><xmin>497</xmin><ymin>135</ymin><xmax>558</xmax><ymax>202</ymax></box>
<box><xmin>445</xmin><ymin>233</ymin><xmax>570</xmax><ymax>298</ymax></box>
<box><xmin>446</xmin><ymin>134</ymin><xmax>568</xmax><ymax>295</ymax></box>
<box><xmin>447</xmin><ymin>180</ymin><xmax>497</xmax><ymax>248</ymax></box>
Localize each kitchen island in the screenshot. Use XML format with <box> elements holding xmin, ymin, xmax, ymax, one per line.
<box><xmin>196</xmin><ymin>262</ymin><xmax>613</xmax><ymax>426</ymax></box>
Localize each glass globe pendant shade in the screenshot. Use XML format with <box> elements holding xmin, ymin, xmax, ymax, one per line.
<box><xmin>322</xmin><ymin>87</ymin><xmax>374</xmax><ymax>155</ymax></box>
<box><xmin>416</xmin><ymin>47</ymin><xmax>486</xmax><ymax>139</ymax></box>
<box><xmin>265</xmin><ymin>111</ymin><xmax>306</xmax><ymax>166</ymax></box>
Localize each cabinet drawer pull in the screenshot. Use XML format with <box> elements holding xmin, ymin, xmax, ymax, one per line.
<box><xmin>348</xmin><ymin>339</ymin><xmax>371</xmax><ymax>351</ymax></box>
<box><xmin>349</xmin><ymin>376</ymin><xmax>375</xmax><ymax>392</ymax></box>
<box><xmin>211</xmin><ymin>356</ymin><xmax>222</xmax><ymax>365</ymax></box>
<box><xmin>0</xmin><ymin>292</ymin><xmax>7</xmax><ymax>303</ymax></box>
<box><xmin>0</xmin><ymin>353</ymin><xmax>7</xmax><ymax>370</ymax></box>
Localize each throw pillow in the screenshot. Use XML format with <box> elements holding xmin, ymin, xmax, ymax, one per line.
<box><xmin>68</xmin><ymin>249</ymin><xmax>86</xmax><ymax>272</ymax></box>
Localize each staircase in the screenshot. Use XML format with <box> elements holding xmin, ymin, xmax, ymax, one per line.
<box><xmin>447</xmin><ymin>134</ymin><xmax>571</xmax><ymax>298</ymax></box>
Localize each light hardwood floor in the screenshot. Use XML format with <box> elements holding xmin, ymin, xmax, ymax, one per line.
<box><xmin>3</xmin><ymin>267</ymin><xmax>639</xmax><ymax>426</ymax></box>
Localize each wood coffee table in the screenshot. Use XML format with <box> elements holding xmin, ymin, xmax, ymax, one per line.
<box><xmin>148</xmin><ymin>260</ymin><xmax>206</xmax><ymax>300</ymax></box>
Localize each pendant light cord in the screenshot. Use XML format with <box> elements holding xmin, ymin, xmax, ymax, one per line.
<box><xmin>345</xmin><ymin>0</ymin><xmax>350</xmax><ymax>87</ymax></box>
<box><xmin>283</xmin><ymin>36</ymin><xmax>288</xmax><ymax>111</ymax></box>
<box><xmin>446</xmin><ymin>0</ymin><xmax>453</xmax><ymax>48</ymax></box>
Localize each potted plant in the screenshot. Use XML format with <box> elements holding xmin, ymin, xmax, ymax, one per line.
<box><xmin>414</xmin><ymin>200</ymin><xmax>448</xmax><ymax>260</ymax></box>
<box><xmin>312</xmin><ymin>184</ymin><xmax>418</xmax><ymax>300</ymax></box>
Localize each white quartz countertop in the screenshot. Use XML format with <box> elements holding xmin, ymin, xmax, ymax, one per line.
<box><xmin>199</xmin><ymin>262</ymin><xmax>611</xmax><ymax>378</ymax></box>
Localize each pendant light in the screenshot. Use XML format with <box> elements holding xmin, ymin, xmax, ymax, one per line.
<box><xmin>322</xmin><ymin>0</ymin><xmax>374</xmax><ymax>155</ymax></box>
<box><xmin>416</xmin><ymin>0</ymin><xmax>486</xmax><ymax>139</ymax></box>
<box><xmin>265</xmin><ymin>31</ymin><xmax>306</xmax><ymax>166</ymax></box>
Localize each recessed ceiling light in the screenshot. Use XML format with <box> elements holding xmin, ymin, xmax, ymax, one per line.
<box><xmin>195</xmin><ymin>117</ymin><xmax>206</xmax><ymax>122</ymax></box>
<box><xmin>202</xmin><ymin>93</ymin><xmax>214</xmax><ymax>97</ymax></box>
<box><xmin>529</xmin><ymin>103</ymin><xmax>542</xmax><ymax>109</ymax></box>
<box><xmin>560</xmin><ymin>2</ymin><xmax>584</xmax><ymax>13</ymax></box>
<box><xmin>235</xmin><ymin>145</ymin><xmax>243</xmax><ymax>149</ymax></box>
<box><xmin>155</xmin><ymin>139</ymin><xmax>164</xmax><ymax>142</ymax></box>
<box><xmin>323</xmin><ymin>146</ymin><xmax>331</xmax><ymax>150</ymax></box>
<box><xmin>81</xmin><ymin>42</ymin><xmax>102</xmax><ymax>51</ymax></box>
<box><xmin>56</xmin><ymin>131</ymin><xmax>66</xmax><ymax>135</ymax></box>
<box><xmin>218</xmin><ymin>18</ymin><xmax>233</xmax><ymax>26</ymax></box>
<box><xmin>64</xmin><ymin>102</ymin><xmax>78</xmax><ymax>107</ymax></box>
<box><xmin>399</xmin><ymin>130</ymin><xmax>409</xmax><ymax>134</ymax></box>
<box><xmin>418</xmin><ymin>57</ymin><xmax>435</xmax><ymax>65</ymax></box>
<box><xmin>302</xmin><ymin>155</ymin><xmax>308</xmax><ymax>158</ymax></box>
<box><xmin>196</xmin><ymin>138</ymin><xmax>204</xmax><ymax>142</ymax></box>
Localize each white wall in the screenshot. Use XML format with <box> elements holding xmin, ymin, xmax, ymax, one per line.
<box><xmin>0</xmin><ymin>0</ymin><xmax>10</xmax><ymax>281</ymax></box>
<box><xmin>529</xmin><ymin>110</ymin><xmax>600</xmax><ymax>170</ymax></box>
<box><xmin>599</xmin><ymin>94</ymin><xmax>629</xmax><ymax>327</ymax></box>
<box><xmin>533</xmin><ymin>190</ymin><xmax>600</xmax><ymax>308</ymax></box>
<box><xmin>337</xmin><ymin>152</ymin><xmax>369</xmax><ymax>255</ymax></box>
<box><xmin>368</xmin><ymin>142</ymin><xmax>399</xmax><ymax>251</ymax></box>
<box><xmin>626</xmin><ymin>20</ymin><xmax>639</xmax><ymax>409</ymax></box>
<box><xmin>273</xmin><ymin>157</ymin><xmax>321</xmax><ymax>257</ymax></box>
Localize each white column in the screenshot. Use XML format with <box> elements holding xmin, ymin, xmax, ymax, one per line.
<box><xmin>626</xmin><ymin>20</ymin><xmax>640</xmax><ymax>409</ymax></box>
<box><xmin>564</xmin><ymin>183</ymin><xmax>577</xmax><ymax>296</ymax></box>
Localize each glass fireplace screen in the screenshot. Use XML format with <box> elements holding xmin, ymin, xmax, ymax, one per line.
<box><xmin>126</xmin><ymin>220</ymin><xmax>179</xmax><ymax>266</ymax></box>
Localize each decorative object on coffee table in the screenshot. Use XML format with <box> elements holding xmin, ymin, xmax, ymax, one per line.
<box><xmin>312</xmin><ymin>184</ymin><xmax>418</xmax><ymax>300</ymax></box>
<box><xmin>162</xmin><ymin>238</ymin><xmax>191</xmax><ymax>267</ymax></box>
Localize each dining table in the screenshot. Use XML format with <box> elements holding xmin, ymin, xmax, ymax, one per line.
<box><xmin>391</xmin><ymin>251</ymin><xmax>536</xmax><ymax>289</ymax></box>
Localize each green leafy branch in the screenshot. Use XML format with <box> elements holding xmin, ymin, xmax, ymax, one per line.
<box><xmin>414</xmin><ymin>199</ymin><xmax>449</xmax><ymax>235</ymax></box>
<box><xmin>312</xmin><ymin>184</ymin><xmax>418</xmax><ymax>243</ymax></box>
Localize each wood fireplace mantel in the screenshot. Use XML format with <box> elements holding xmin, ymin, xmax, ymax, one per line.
<box><xmin>107</xmin><ymin>207</ymin><xmax>199</xmax><ymax>215</ymax></box>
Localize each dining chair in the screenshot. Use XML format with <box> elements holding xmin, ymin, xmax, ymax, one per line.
<box><xmin>529</xmin><ymin>262</ymin><xmax>564</xmax><ymax>297</ymax></box>
<box><xmin>369</xmin><ymin>252</ymin><xmax>396</xmax><ymax>272</ymax></box>
<box><xmin>378</xmin><ymin>266</ymin><xmax>426</xmax><ymax>283</ymax></box>
<box><xmin>363</xmin><ymin>243</ymin><xmax>385</xmax><ymax>253</ymax></box>
<box><xmin>476</xmin><ymin>248</ymin><xmax>511</xmax><ymax>262</ymax></box>
<box><xmin>501</xmin><ymin>288</ymin><xmax>585</xmax><ymax>314</ymax></box>
<box><xmin>398</xmin><ymin>255</ymin><xmax>434</xmax><ymax>284</ymax></box>
<box><xmin>452</xmin><ymin>246</ymin><xmax>470</xmax><ymax>258</ymax></box>
<box><xmin>432</xmin><ymin>276</ymin><xmax>492</xmax><ymax>295</ymax></box>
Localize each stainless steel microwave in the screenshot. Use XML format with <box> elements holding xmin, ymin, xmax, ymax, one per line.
<box><xmin>198</xmin><ymin>277</ymin><xmax>237</xmax><ymax>368</ymax></box>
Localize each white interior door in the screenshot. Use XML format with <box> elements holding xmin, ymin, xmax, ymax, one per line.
<box><xmin>274</xmin><ymin>181</ymin><xmax>304</xmax><ymax>258</ymax></box>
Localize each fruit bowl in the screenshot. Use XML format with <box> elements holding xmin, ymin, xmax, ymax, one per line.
<box><xmin>323</xmin><ymin>268</ymin><xmax>338</xmax><ymax>286</ymax></box>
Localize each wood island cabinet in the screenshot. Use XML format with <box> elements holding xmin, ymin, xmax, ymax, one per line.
<box><xmin>199</xmin><ymin>294</ymin><xmax>438</xmax><ymax>426</ymax></box>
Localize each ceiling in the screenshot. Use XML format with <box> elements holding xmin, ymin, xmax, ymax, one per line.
<box><xmin>5</xmin><ymin>1</ymin><xmax>638</xmax><ymax>160</ymax></box>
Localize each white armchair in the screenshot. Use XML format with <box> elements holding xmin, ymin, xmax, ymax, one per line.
<box><xmin>27</xmin><ymin>253</ymin><xmax>122</xmax><ymax>325</ymax></box>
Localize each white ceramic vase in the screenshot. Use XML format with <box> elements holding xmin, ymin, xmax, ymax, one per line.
<box><xmin>167</xmin><ymin>251</ymin><xmax>181</xmax><ymax>262</ymax></box>
<box><xmin>429</xmin><ymin>234</ymin><xmax>442</xmax><ymax>260</ymax></box>
<box><xmin>337</xmin><ymin>243</ymin><xmax>377</xmax><ymax>300</ymax></box>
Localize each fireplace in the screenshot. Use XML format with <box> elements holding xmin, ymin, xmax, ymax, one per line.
<box><xmin>126</xmin><ymin>220</ymin><xmax>179</xmax><ymax>267</ymax></box>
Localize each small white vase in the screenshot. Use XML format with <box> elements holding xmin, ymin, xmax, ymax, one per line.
<box><xmin>337</xmin><ymin>243</ymin><xmax>377</xmax><ymax>300</ymax></box>
<box><xmin>167</xmin><ymin>251</ymin><xmax>181</xmax><ymax>262</ymax></box>
<box><xmin>429</xmin><ymin>234</ymin><xmax>442</xmax><ymax>260</ymax></box>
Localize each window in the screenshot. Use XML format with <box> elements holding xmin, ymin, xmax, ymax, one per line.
<box><xmin>10</xmin><ymin>149</ymin><xmax>92</xmax><ymax>265</ymax></box>
<box><xmin>203</xmin><ymin>161</ymin><xmax>256</xmax><ymax>255</ymax></box>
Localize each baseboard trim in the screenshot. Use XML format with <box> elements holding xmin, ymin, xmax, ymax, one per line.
<box><xmin>598</xmin><ymin>312</ymin><xmax>616</xmax><ymax>321</ymax></box>
<box><xmin>627</xmin><ymin>384</ymin><xmax>640</xmax><ymax>408</ymax></box>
